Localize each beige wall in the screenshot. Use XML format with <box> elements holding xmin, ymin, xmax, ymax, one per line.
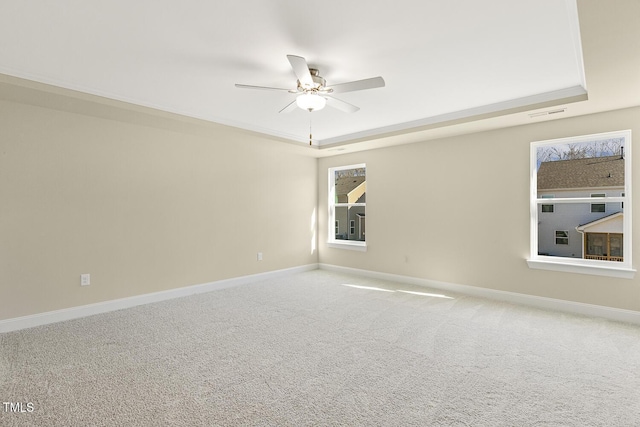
<box><xmin>318</xmin><ymin>107</ymin><xmax>640</xmax><ymax>312</ymax></box>
<box><xmin>0</xmin><ymin>98</ymin><xmax>317</xmax><ymax>320</ymax></box>
<box><xmin>3</xmin><ymin>85</ymin><xmax>639</xmax><ymax>322</ymax></box>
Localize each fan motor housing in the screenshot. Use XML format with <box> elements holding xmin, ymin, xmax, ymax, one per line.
<box><xmin>306</xmin><ymin>68</ymin><xmax>326</xmax><ymax>88</ymax></box>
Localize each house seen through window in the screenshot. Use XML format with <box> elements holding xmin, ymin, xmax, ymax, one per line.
<box><xmin>529</xmin><ymin>130</ymin><xmax>633</xmax><ymax>277</ymax></box>
<box><xmin>328</xmin><ymin>164</ymin><xmax>366</xmax><ymax>250</ymax></box>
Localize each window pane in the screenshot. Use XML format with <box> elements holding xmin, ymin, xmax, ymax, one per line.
<box><xmin>335</xmin><ymin>206</ymin><xmax>365</xmax><ymax>241</ymax></box>
<box><xmin>335</xmin><ymin>168</ymin><xmax>366</xmax><ymax>204</ymax></box>
<box><xmin>555</xmin><ymin>230</ymin><xmax>569</xmax><ymax>245</ymax></box>
<box><xmin>536</xmin><ymin>139</ymin><xmax>625</xmax><ymax>199</ymax></box>
<box><xmin>329</xmin><ymin>164</ymin><xmax>367</xmax><ymax>246</ymax></box>
<box><xmin>532</xmin><ymin>130</ymin><xmax>631</xmax><ymax>271</ymax></box>
<box><xmin>538</xmin><ymin>203</ymin><xmax>624</xmax><ymax>261</ymax></box>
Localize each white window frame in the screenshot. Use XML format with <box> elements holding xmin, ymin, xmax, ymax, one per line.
<box><xmin>349</xmin><ymin>219</ymin><xmax>355</xmax><ymax>235</ymax></box>
<box><xmin>528</xmin><ymin>130</ymin><xmax>635</xmax><ymax>278</ymax></box>
<box><xmin>328</xmin><ymin>163</ymin><xmax>367</xmax><ymax>251</ymax></box>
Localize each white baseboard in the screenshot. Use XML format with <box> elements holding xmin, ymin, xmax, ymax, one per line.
<box><xmin>319</xmin><ymin>264</ymin><xmax>640</xmax><ymax>325</ymax></box>
<box><xmin>5</xmin><ymin>262</ymin><xmax>638</xmax><ymax>333</ymax></box>
<box><xmin>0</xmin><ymin>264</ymin><xmax>318</xmax><ymax>333</ymax></box>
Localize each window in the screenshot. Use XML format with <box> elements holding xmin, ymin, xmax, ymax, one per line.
<box><xmin>541</xmin><ymin>194</ymin><xmax>554</xmax><ymax>213</ymax></box>
<box><xmin>328</xmin><ymin>164</ymin><xmax>366</xmax><ymax>251</ymax></box>
<box><xmin>528</xmin><ymin>130</ymin><xmax>634</xmax><ymax>278</ymax></box>
<box><xmin>555</xmin><ymin>230</ymin><xmax>569</xmax><ymax>245</ymax></box>
<box><xmin>590</xmin><ymin>193</ymin><xmax>606</xmax><ymax>213</ymax></box>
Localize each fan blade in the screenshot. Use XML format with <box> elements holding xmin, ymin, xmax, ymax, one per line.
<box><xmin>279</xmin><ymin>100</ymin><xmax>298</xmax><ymax>113</ymax></box>
<box><xmin>287</xmin><ymin>55</ymin><xmax>314</xmax><ymax>88</ymax></box>
<box><xmin>326</xmin><ymin>76</ymin><xmax>385</xmax><ymax>94</ymax></box>
<box><xmin>325</xmin><ymin>96</ymin><xmax>360</xmax><ymax>113</ymax></box>
<box><xmin>235</xmin><ymin>84</ymin><xmax>294</xmax><ymax>92</ymax></box>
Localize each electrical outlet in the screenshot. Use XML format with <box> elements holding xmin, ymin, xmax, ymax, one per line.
<box><xmin>257</xmin><ymin>252</ymin><xmax>263</xmax><ymax>261</ymax></box>
<box><xmin>80</xmin><ymin>274</ymin><xmax>91</xmax><ymax>286</ymax></box>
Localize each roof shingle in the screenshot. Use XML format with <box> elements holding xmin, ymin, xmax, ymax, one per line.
<box><xmin>537</xmin><ymin>155</ymin><xmax>624</xmax><ymax>190</ymax></box>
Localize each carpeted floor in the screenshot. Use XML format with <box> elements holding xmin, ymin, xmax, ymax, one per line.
<box><xmin>1</xmin><ymin>269</ymin><xmax>640</xmax><ymax>426</ymax></box>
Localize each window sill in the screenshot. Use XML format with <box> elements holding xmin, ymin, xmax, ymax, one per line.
<box><xmin>327</xmin><ymin>241</ymin><xmax>367</xmax><ymax>252</ymax></box>
<box><xmin>527</xmin><ymin>257</ymin><xmax>636</xmax><ymax>279</ymax></box>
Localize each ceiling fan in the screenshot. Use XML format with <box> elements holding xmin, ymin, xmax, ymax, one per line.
<box><xmin>235</xmin><ymin>55</ymin><xmax>385</xmax><ymax>113</ymax></box>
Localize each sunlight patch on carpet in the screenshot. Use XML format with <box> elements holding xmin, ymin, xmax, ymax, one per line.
<box><xmin>342</xmin><ymin>284</ymin><xmax>453</xmax><ymax>299</ymax></box>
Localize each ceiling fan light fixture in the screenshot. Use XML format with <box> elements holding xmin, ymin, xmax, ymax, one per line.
<box><xmin>296</xmin><ymin>93</ymin><xmax>326</xmax><ymax>111</ymax></box>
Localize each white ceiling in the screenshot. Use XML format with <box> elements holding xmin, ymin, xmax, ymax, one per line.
<box><xmin>0</xmin><ymin>0</ymin><xmax>638</xmax><ymax>153</ymax></box>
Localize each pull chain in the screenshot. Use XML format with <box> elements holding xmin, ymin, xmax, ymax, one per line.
<box><xmin>309</xmin><ymin>112</ymin><xmax>312</xmax><ymax>146</ymax></box>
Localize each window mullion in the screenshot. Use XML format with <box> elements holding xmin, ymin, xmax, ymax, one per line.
<box><xmin>536</xmin><ymin>197</ymin><xmax>624</xmax><ymax>204</ymax></box>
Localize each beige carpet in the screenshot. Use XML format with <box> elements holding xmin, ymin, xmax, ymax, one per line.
<box><xmin>1</xmin><ymin>269</ymin><xmax>640</xmax><ymax>426</ymax></box>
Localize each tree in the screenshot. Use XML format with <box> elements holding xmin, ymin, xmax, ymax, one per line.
<box><xmin>537</xmin><ymin>138</ymin><xmax>624</xmax><ymax>163</ymax></box>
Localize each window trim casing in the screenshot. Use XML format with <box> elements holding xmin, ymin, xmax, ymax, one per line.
<box><xmin>328</xmin><ymin>163</ymin><xmax>367</xmax><ymax>251</ymax></box>
<box><xmin>527</xmin><ymin>130</ymin><xmax>635</xmax><ymax>278</ymax></box>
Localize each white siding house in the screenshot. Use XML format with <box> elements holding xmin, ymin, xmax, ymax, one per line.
<box><xmin>335</xmin><ymin>174</ymin><xmax>366</xmax><ymax>241</ymax></box>
<box><xmin>537</xmin><ymin>155</ymin><xmax>624</xmax><ymax>260</ymax></box>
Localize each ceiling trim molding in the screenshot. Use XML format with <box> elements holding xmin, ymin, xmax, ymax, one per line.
<box><xmin>565</xmin><ymin>0</ymin><xmax>587</xmax><ymax>91</ymax></box>
<box><xmin>318</xmin><ymin>85</ymin><xmax>588</xmax><ymax>147</ymax></box>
